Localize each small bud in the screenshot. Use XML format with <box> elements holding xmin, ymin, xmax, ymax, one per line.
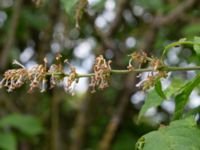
<box><xmin>56</xmin><ymin>53</ymin><xmax>62</xmax><ymax>61</ymax></box>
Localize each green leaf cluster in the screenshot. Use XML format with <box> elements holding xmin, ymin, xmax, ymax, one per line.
<box><xmin>0</xmin><ymin>114</ymin><xmax>43</xmax><ymax>150</ymax></box>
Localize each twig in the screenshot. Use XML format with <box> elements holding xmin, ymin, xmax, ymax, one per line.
<box><xmin>98</xmin><ymin>73</ymin><xmax>137</xmax><ymax>150</ymax></box>
<box><xmin>153</xmin><ymin>0</ymin><xmax>197</xmax><ymax>27</ymax></box>
<box><xmin>69</xmin><ymin>93</ymin><xmax>94</xmax><ymax>150</ymax></box>
<box><xmin>106</xmin><ymin>0</ymin><xmax>129</xmax><ymax>37</ymax></box>
<box><xmin>140</xmin><ymin>0</ymin><xmax>197</xmax><ymax>50</ymax></box>
<box><xmin>44</xmin><ymin>65</ymin><xmax>200</xmax><ymax>79</ymax></box>
<box><xmin>161</xmin><ymin>40</ymin><xmax>195</xmax><ymax>59</ymax></box>
<box><xmin>37</xmin><ymin>0</ymin><xmax>60</xmax><ymax>61</ymax></box>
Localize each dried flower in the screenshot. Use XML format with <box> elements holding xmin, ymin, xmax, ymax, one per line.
<box><xmin>90</xmin><ymin>55</ymin><xmax>112</xmax><ymax>93</ymax></box>
<box><xmin>66</xmin><ymin>67</ymin><xmax>77</xmax><ymax>89</ymax></box>
<box><xmin>133</xmin><ymin>55</ymin><xmax>169</xmax><ymax>90</ymax></box>
<box><xmin>48</xmin><ymin>64</ymin><xmax>61</xmax><ymax>88</ymax></box>
<box><xmin>142</xmin><ymin>75</ymin><xmax>156</xmax><ymax>90</ymax></box>
<box><xmin>131</xmin><ymin>51</ymin><xmax>147</xmax><ymax>64</ymax></box>
<box><xmin>0</xmin><ymin>60</ymin><xmax>28</xmax><ymax>92</ymax></box>
<box><xmin>136</xmin><ymin>71</ymin><xmax>168</xmax><ymax>90</ymax></box>
<box><xmin>63</xmin><ymin>60</ymin><xmax>78</xmax><ymax>95</ymax></box>
<box><xmin>150</xmin><ymin>58</ymin><xmax>165</xmax><ymax>71</ymax></box>
<box><xmin>0</xmin><ymin>69</ymin><xmax>28</xmax><ymax>92</ymax></box>
<box><xmin>128</xmin><ymin>51</ymin><xmax>148</xmax><ymax>69</ymax></box>
<box><xmin>27</xmin><ymin>65</ymin><xmax>46</xmax><ymax>92</ymax></box>
<box><xmin>28</xmin><ymin>58</ymin><xmax>47</xmax><ymax>93</ymax></box>
<box><xmin>135</xmin><ymin>74</ymin><xmax>155</xmax><ymax>90</ymax></box>
<box><xmin>47</xmin><ymin>53</ymin><xmax>64</xmax><ymax>88</ymax></box>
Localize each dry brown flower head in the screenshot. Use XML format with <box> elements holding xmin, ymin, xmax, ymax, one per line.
<box><xmin>90</xmin><ymin>55</ymin><xmax>112</xmax><ymax>93</ymax></box>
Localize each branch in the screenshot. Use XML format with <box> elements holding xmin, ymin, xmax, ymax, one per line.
<box><xmin>50</xmin><ymin>90</ymin><xmax>60</xmax><ymax>150</ymax></box>
<box><xmin>139</xmin><ymin>0</ymin><xmax>197</xmax><ymax>51</ymax></box>
<box><xmin>37</xmin><ymin>0</ymin><xmax>60</xmax><ymax>61</ymax></box>
<box><xmin>153</xmin><ymin>0</ymin><xmax>197</xmax><ymax>27</ymax></box>
<box><xmin>98</xmin><ymin>73</ymin><xmax>137</xmax><ymax>150</ymax></box>
<box><xmin>106</xmin><ymin>0</ymin><xmax>129</xmax><ymax>37</ymax></box>
<box><xmin>69</xmin><ymin>93</ymin><xmax>93</xmax><ymax>150</ymax></box>
<box><xmin>86</xmin><ymin>0</ymin><xmax>129</xmax><ymax>50</ymax></box>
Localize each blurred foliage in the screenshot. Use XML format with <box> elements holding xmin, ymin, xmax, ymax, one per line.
<box><xmin>60</xmin><ymin>0</ymin><xmax>79</xmax><ymax>14</ymax></box>
<box><xmin>194</xmin><ymin>36</ymin><xmax>200</xmax><ymax>55</ymax></box>
<box><xmin>0</xmin><ymin>114</ymin><xmax>43</xmax><ymax>136</ymax></box>
<box><xmin>182</xmin><ymin>23</ymin><xmax>200</xmax><ymax>37</ymax></box>
<box><xmin>135</xmin><ymin>0</ymin><xmax>165</xmax><ymax>12</ymax></box>
<box><xmin>0</xmin><ymin>132</ymin><xmax>16</xmax><ymax>150</ymax></box>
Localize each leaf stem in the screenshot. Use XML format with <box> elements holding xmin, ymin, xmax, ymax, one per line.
<box><xmin>161</xmin><ymin>41</ymin><xmax>195</xmax><ymax>59</ymax></box>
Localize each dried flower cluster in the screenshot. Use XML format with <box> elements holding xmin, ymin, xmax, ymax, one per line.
<box><xmin>0</xmin><ymin>61</ymin><xmax>28</xmax><ymax>92</ymax></box>
<box><xmin>0</xmin><ymin>52</ymin><xmax>170</xmax><ymax>94</ymax></box>
<box><xmin>28</xmin><ymin>65</ymin><xmax>46</xmax><ymax>92</ymax></box>
<box><xmin>127</xmin><ymin>51</ymin><xmax>148</xmax><ymax>70</ymax></box>
<box><xmin>0</xmin><ymin>54</ymin><xmax>79</xmax><ymax>94</ymax></box>
<box><xmin>146</xmin><ymin>58</ymin><xmax>168</xmax><ymax>90</ymax></box>
<box><xmin>48</xmin><ymin>54</ymin><xmax>63</xmax><ymax>89</ymax></box>
<box><xmin>140</xmin><ymin>71</ymin><xmax>167</xmax><ymax>90</ymax></box>
<box><xmin>128</xmin><ymin>52</ymin><xmax>168</xmax><ymax>90</ymax></box>
<box><xmin>90</xmin><ymin>55</ymin><xmax>112</xmax><ymax>93</ymax></box>
<box><xmin>0</xmin><ymin>58</ymin><xmax>48</xmax><ymax>93</ymax></box>
<box><xmin>64</xmin><ymin>60</ymin><xmax>78</xmax><ymax>95</ymax></box>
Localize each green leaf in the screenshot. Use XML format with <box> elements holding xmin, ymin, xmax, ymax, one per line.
<box><xmin>155</xmin><ymin>79</ymin><xmax>166</xmax><ymax>99</ymax></box>
<box><xmin>135</xmin><ymin>117</ymin><xmax>200</xmax><ymax>150</ymax></box>
<box><xmin>193</xmin><ymin>36</ymin><xmax>200</xmax><ymax>55</ymax></box>
<box><xmin>138</xmin><ymin>89</ymin><xmax>164</xmax><ymax>121</ymax></box>
<box><xmin>164</xmin><ymin>78</ymin><xmax>185</xmax><ymax>99</ymax></box>
<box><xmin>61</xmin><ymin>0</ymin><xmax>88</xmax><ymax>28</ymax></box>
<box><xmin>178</xmin><ymin>38</ymin><xmax>187</xmax><ymax>42</ymax></box>
<box><xmin>0</xmin><ymin>114</ymin><xmax>43</xmax><ymax>136</ymax></box>
<box><xmin>173</xmin><ymin>75</ymin><xmax>200</xmax><ymax>120</ymax></box>
<box><xmin>184</xmin><ymin>105</ymin><xmax>200</xmax><ymax>118</ymax></box>
<box><xmin>61</xmin><ymin>0</ymin><xmax>79</xmax><ymax>14</ymax></box>
<box><xmin>0</xmin><ymin>132</ymin><xmax>17</xmax><ymax>150</ymax></box>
